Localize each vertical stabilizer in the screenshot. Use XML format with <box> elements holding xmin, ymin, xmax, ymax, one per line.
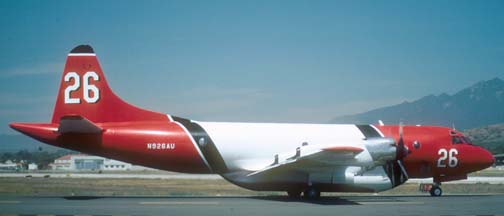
<box><xmin>51</xmin><ymin>45</ymin><xmax>168</xmax><ymax>123</ymax></box>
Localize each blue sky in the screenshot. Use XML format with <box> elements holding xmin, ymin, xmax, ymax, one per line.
<box><xmin>1</xmin><ymin>0</ymin><xmax>503</xmax><ymax>134</ymax></box>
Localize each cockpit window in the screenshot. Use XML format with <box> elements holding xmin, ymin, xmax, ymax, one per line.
<box><xmin>451</xmin><ymin>136</ymin><xmax>473</xmax><ymax>145</ymax></box>
<box><xmin>451</xmin><ymin>136</ymin><xmax>464</xmax><ymax>144</ymax></box>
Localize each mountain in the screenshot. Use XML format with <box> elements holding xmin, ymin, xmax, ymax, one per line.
<box><xmin>463</xmin><ymin>123</ymin><xmax>504</xmax><ymax>154</ymax></box>
<box><xmin>0</xmin><ymin>134</ymin><xmax>63</xmax><ymax>153</ymax></box>
<box><xmin>330</xmin><ymin>78</ymin><xmax>504</xmax><ymax>130</ymax></box>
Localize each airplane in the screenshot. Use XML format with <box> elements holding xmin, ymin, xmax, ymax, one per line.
<box><xmin>9</xmin><ymin>45</ymin><xmax>495</xmax><ymax>199</ymax></box>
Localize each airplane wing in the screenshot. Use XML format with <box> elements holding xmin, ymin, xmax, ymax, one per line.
<box><xmin>246</xmin><ymin>145</ymin><xmax>364</xmax><ymax>177</ymax></box>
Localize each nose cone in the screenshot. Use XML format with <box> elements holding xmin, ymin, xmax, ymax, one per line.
<box><xmin>477</xmin><ymin>148</ymin><xmax>495</xmax><ymax>170</ymax></box>
<box><xmin>463</xmin><ymin>146</ymin><xmax>495</xmax><ymax>173</ymax></box>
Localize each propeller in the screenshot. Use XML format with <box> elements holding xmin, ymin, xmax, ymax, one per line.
<box><xmin>385</xmin><ymin>122</ymin><xmax>410</xmax><ymax>187</ymax></box>
<box><xmin>396</xmin><ymin>122</ymin><xmax>409</xmax><ymax>160</ymax></box>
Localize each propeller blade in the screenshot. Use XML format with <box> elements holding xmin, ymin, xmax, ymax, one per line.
<box><xmin>399</xmin><ymin>122</ymin><xmax>403</xmax><ymax>139</ymax></box>
<box><xmin>384</xmin><ymin>121</ymin><xmax>410</xmax><ymax>187</ymax></box>
<box><xmin>397</xmin><ymin>160</ymin><xmax>409</xmax><ymax>179</ymax></box>
<box><xmin>396</xmin><ymin>122</ymin><xmax>407</xmax><ymax>160</ymax></box>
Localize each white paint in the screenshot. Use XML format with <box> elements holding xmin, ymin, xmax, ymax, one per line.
<box><xmin>197</xmin><ymin>122</ymin><xmax>366</xmax><ymax>171</ymax></box>
<box><xmin>64</xmin><ymin>72</ymin><xmax>80</xmax><ymax>104</ymax></box>
<box><xmin>68</xmin><ymin>53</ymin><xmax>96</xmax><ymax>56</ymax></box>
<box><xmin>63</xmin><ymin>71</ymin><xmax>100</xmax><ymax>104</ymax></box>
<box><xmin>437</xmin><ymin>148</ymin><xmax>458</xmax><ymax>168</ymax></box>
<box><xmin>147</xmin><ymin>143</ymin><xmax>176</xmax><ymax>150</ymax></box>
<box><xmin>449</xmin><ymin>148</ymin><xmax>459</xmax><ymax>168</ymax></box>
<box><xmin>82</xmin><ymin>71</ymin><xmax>100</xmax><ymax>103</ymax></box>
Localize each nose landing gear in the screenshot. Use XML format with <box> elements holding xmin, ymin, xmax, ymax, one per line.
<box><xmin>420</xmin><ymin>182</ymin><xmax>443</xmax><ymax>196</ymax></box>
<box><xmin>429</xmin><ymin>183</ymin><xmax>442</xmax><ymax>197</ymax></box>
<box><xmin>429</xmin><ymin>182</ymin><xmax>443</xmax><ymax>197</ymax></box>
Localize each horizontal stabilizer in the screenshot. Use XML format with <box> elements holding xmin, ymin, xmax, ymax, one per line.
<box><xmin>58</xmin><ymin>115</ymin><xmax>103</xmax><ymax>134</ymax></box>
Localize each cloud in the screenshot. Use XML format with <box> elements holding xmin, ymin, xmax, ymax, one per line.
<box><xmin>0</xmin><ymin>109</ymin><xmax>45</xmax><ymax>116</ymax></box>
<box><xmin>1</xmin><ymin>62</ymin><xmax>62</xmax><ymax>77</ymax></box>
<box><xmin>0</xmin><ymin>93</ymin><xmax>54</xmax><ymax>106</ymax></box>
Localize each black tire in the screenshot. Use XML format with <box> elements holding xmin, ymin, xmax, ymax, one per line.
<box><xmin>429</xmin><ymin>186</ymin><xmax>442</xmax><ymax>197</ymax></box>
<box><xmin>303</xmin><ymin>187</ymin><xmax>321</xmax><ymax>199</ymax></box>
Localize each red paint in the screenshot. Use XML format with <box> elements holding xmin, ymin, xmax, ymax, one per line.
<box><xmin>9</xmin><ymin>47</ymin><xmax>211</xmax><ymax>173</ymax></box>
<box><xmin>323</xmin><ymin>146</ymin><xmax>363</xmax><ymax>153</ymax></box>
<box><xmin>52</xmin><ymin>54</ymin><xmax>168</xmax><ymax>123</ymax></box>
<box><xmin>9</xmin><ymin>123</ymin><xmax>58</xmax><ymax>144</ymax></box>
<box><xmin>10</xmin><ymin>121</ymin><xmax>211</xmax><ymax>173</ymax></box>
<box><xmin>375</xmin><ymin>125</ymin><xmax>494</xmax><ymax>182</ymax></box>
<box><xmin>8</xmin><ymin>45</ymin><xmax>496</xmax><ymax>185</ymax></box>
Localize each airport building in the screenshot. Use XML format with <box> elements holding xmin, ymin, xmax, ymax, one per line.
<box><xmin>27</xmin><ymin>163</ymin><xmax>38</xmax><ymax>170</ymax></box>
<box><xmin>0</xmin><ymin>160</ymin><xmax>22</xmax><ymax>171</ymax></box>
<box><xmin>50</xmin><ymin>154</ymin><xmax>132</xmax><ymax>171</ymax></box>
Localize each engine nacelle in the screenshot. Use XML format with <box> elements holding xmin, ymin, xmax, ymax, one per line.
<box><xmin>342</xmin><ymin>166</ymin><xmax>393</xmax><ymax>192</ymax></box>
<box><xmin>363</xmin><ymin>137</ymin><xmax>397</xmax><ymax>165</ymax></box>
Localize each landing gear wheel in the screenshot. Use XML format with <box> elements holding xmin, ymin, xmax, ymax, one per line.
<box><xmin>287</xmin><ymin>190</ymin><xmax>302</xmax><ymax>199</ymax></box>
<box><xmin>303</xmin><ymin>187</ymin><xmax>321</xmax><ymax>199</ymax></box>
<box><xmin>429</xmin><ymin>186</ymin><xmax>442</xmax><ymax>197</ymax></box>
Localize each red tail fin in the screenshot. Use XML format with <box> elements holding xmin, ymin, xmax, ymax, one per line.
<box><xmin>51</xmin><ymin>45</ymin><xmax>168</xmax><ymax>123</ymax></box>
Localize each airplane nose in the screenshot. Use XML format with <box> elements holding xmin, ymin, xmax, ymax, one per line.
<box><xmin>479</xmin><ymin>148</ymin><xmax>495</xmax><ymax>169</ymax></box>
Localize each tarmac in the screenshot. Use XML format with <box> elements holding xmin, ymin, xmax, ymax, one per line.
<box><xmin>2</xmin><ymin>173</ymin><xmax>504</xmax><ymax>184</ymax></box>
<box><xmin>0</xmin><ymin>194</ymin><xmax>503</xmax><ymax>216</ymax></box>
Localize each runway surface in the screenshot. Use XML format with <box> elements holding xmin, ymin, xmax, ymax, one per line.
<box><xmin>3</xmin><ymin>173</ymin><xmax>504</xmax><ymax>184</ymax></box>
<box><xmin>0</xmin><ymin>195</ymin><xmax>503</xmax><ymax>216</ymax></box>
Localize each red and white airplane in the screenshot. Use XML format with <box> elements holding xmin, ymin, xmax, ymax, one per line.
<box><xmin>10</xmin><ymin>45</ymin><xmax>495</xmax><ymax>199</ymax></box>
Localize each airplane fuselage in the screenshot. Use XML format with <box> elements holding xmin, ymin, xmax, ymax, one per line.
<box><xmin>9</xmin><ymin>45</ymin><xmax>495</xmax><ymax>198</ymax></box>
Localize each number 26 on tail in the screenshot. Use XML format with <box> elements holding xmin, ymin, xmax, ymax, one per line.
<box><xmin>64</xmin><ymin>71</ymin><xmax>100</xmax><ymax>104</ymax></box>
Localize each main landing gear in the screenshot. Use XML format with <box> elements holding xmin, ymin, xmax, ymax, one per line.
<box><xmin>287</xmin><ymin>187</ymin><xmax>321</xmax><ymax>199</ymax></box>
<box><xmin>429</xmin><ymin>183</ymin><xmax>442</xmax><ymax>197</ymax></box>
<box><xmin>303</xmin><ymin>187</ymin><xmax>321</xmax><ymax>199</ymax></box>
